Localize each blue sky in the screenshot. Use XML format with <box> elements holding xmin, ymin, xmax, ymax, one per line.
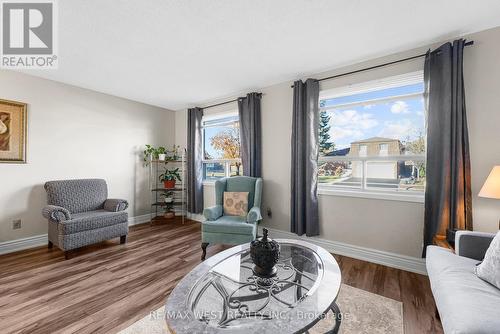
<box><xmin>321</xmin><ymin>83</ymin><xmax>426</xmax><ymax>149</ymax></box>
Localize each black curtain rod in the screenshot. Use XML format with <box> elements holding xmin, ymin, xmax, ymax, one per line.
<box><xmin>199</xmin><ymin>92</ymin><xmax>263</xmax><ymax>110</ymax></box>
<box><xmin>200</xmin><ymin>98</ymin><xmax>238</xmax><ymax>110</ymax></box>
<box><xmin>290</xmin><ymin>40</ymin><xmax>474</xmax><ymax>88</ymax></box>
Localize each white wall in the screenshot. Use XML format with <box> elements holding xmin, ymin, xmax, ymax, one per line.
<box><xmin>176</xmin><ymin>26</ymin><xmax>500</xmax><ymax>259</ymax></box>
<box><xmin>0</xmin><ymin>71</ymin><xmax>175</xmax><ymax>242</ymax></box>
<box><xmin>464</xmin><ymin>27</ymin><xmax>500</xmax><ymax>233</ymax></box>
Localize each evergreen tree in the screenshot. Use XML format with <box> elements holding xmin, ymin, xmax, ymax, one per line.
<box><xmin>319</xmin><ymin>111</ymin><xmax>334</xmax><ymax>155</ymax></box>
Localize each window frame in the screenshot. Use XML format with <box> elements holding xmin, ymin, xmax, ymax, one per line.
<box><xmin>201</xmin><ymin>111</ymin><xmax>242</xmax><ymax>183</ymax></box>
<box><xmin>359</xmin><ymin>144</ymin><xmax>368</xmax><ymax>157</ymax></box>
<box><xmin>318</xmin><ymin>154</ymin><xmax>425</xmax><ymax>203</ymax></box>
<box><xmin>379</xmin><ymin>143</ymin><xmax>389</xmax><ymax>156</ymax></box>
<box><xmin>317</xmin><ymin>71</ymin><xmax>426</xmax><ymax>203</ymax></box>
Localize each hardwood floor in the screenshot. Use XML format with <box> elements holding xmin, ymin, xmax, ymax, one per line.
<box><xmin>0</xmin><ymin>219</ymin><xmax>442</xmax><ymax>334</ymax></box>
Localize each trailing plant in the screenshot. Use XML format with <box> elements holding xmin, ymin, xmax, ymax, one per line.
<box><xmin>143</xmin><ymin>144</ymin><xmax>156</xmax><ymax>164</ymax></box>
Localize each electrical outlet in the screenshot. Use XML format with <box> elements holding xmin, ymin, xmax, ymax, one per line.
<box><xmin>12</xmin><ymin>219</ymin><xmax>21</xmax><ymax>230</ymax></box>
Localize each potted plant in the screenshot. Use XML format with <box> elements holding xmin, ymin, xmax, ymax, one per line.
<box><xmin>165</xmin><ymin>145</ymin><xmax>182</xmax><ymax>161</ymax></box>
<box><xmin>172</xmin><ymin>145</ymin><xmax>181</xmax><ymax>161</ymax></box>
<box><xmin>157</xmin><ymin>146</ymin><xmax>167</xmax><ymax>161</ymax></box>
<box><xmin>160</xmin><ymin>167</ymin><xmax>181</xmax><ymax>189</ymax></box>
<box><xmin>160</xmin><ymin>190</ymin><xmax>174</xmax><ymax>203</ymax></box>
<box><xmin>163</xmin><ymin>203</ymin><xmax>175</xmax><ymax>219</ymax></box>
<box><xmin>143</xmin><ymin>145</ymin><xmax>169</xmax><ymax>165</ymax></box>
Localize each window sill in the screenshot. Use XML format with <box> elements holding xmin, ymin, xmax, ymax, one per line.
<box><xmin>203</xmin><ymin>180</ymin><xmax>216</xmax><ymax>186</ymax></box>
<box><xmin>203</xmin><ymin>181</ymin><xmax>424</xmax><ymax>203</ymax></box>
<box><xmin>317</xmin><ymin>187</ymin><xmax>424</xmax><ymax>203</ymax></box>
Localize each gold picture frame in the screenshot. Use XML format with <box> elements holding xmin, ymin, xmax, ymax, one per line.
<box><xmin>0</xmin><ymin>98</ymin><xmax>27</xmax><ymax>163</ymax></box>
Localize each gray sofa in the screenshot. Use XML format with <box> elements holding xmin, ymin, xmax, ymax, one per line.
<box><xmin>426</xmin><ymin>231</ymin><xmax>500</xmax><ymax>334</ymax></box>
<box><xmin>42</xmin><ymin>179</ymin><xmax>129</xmax><ymax>259</ymax></box>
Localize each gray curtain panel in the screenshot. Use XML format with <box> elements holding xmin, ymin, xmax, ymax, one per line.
<box><xmin>187</xmin><ymin>107</ymin><xmax>204</xmax><ymax>214</ymax></box>
<box><xmin>291</xmin><ymin>79</ymin><xmax>320</xmax><ymax>237</ymax></box>
<box><xmin>423</xmin><ymin>39</ymin><xmax>473</xmax><ymax>256</ymax></box>
<box><xmin>238</xmin><ymin>92</ymin><xmax>262</xmax><ymax>177</ymax></box>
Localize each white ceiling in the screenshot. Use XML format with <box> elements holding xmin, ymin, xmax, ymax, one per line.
<box><xmin>23</xmin><ymin>0</ymin><xmax>500</xmax><ymax>110</ymax></box>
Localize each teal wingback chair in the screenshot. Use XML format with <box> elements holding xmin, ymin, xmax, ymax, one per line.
<box><xmin>201</xmin><ymin>176</ymin><xmax>263</xmax><ymax>260</ymax></box>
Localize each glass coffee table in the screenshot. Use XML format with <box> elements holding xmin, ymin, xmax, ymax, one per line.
<box><xmin>165</xmin><ymin>239</ymin><xmax>342</xmax><ymax>334</ymax></box>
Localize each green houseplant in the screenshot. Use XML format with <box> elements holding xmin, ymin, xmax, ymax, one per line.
<box><xmin>143</xmin><ymin>144</ymin><xmax>157</xmax><ymax>164</ymax></box>
<box><xmin>143</xmin><ymin>145</ymin><xmax>167</xmax><ymax>165</ymax></box>
<box><xmin>162</xmin><ymin>195</ymin><xmax>175</xmax><ymax>218</ymax></box>
<box><xmin>159</xmin><ymin>167</ymin><xmax>181</xmax><ymax>189</ymax></box>
<box><xmin>160</xmin><ymin>189</ymin><xmax>174</xmax><ymax>203</ymax></box>
<box><xmin>157</xmin><ymin>146</ymin><xmax>167</xmax><ymax>161</ymax></box>
<box><xmin>166</xmin><ymin>145</ymin><xmax>181</xmax><ymax>161</ymax></box>
<box><xmin>162</xmin><ymin>200</ymin><xmax>175</xmax><ymax>219</ymax></box>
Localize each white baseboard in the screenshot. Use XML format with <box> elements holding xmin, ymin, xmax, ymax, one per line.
<box><xmin>0</xmin><ymin>213</ymin><xmax>155</xmax><ymax>256</ymax></box>
<box><xmin>187</xmin><ymin>213</ymin><xmax>204</xmax><ymax>223</ymax></box>
<box><xmin>1</xmin><ymin>216</ymin><xmax>426</xmax><ymax>275</ymax></box>
<box><xmin>128</xmin><ymin>213</ymin><xmax>152</xmax><ymax>226</ymax></box>
<box><xmin>260</xmin><ymin>226</ymin><xmax>427</xmax><ymax>275</ymax></box>
<box><xmin>0</xmin><ymin>234</ymin><xmax>49</xmax><ymax>255</ymax></box>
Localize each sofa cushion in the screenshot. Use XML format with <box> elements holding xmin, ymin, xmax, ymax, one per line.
<box><xmin>202</xmin><ymin>216</ymin><xmax>256</xmax><ymax>235</ymax></box>
<box><xmin>476</xmin><ymin>231</ymin><xmax>500</xmax><ymax>289</ymax></box>
<box><xmin>426</xmin><ymin>246</ymin><xmax>500</xmax><ymax>334</ymax></box>
<box><xmin>58</xmin><ymin>210</ymin><xmax>128</xmax><ymax>235</ymax></box>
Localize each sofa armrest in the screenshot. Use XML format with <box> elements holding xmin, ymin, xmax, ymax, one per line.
<box><xmin>203</xmin><ymin>205</ymin><xmax>223</xmax><ymax>221</ymax></box>
<box><xmin>104</xmin><ymin>199</ymin><xmax>129</xmax><ymax>212</ymax></box>
<box><xmin>455</xmin><ymin>231</ymin><xmax>496</xmax><ymax>261</ymax></box>
<box><xmin>42</xmin><ymin>205</ymin><xmax>71</xmax><ymax>223</ymax></box>
<box><xmin>247</xmin><ymin>206</ymin><xmax>262</xmax><ymax>223</ymax></box>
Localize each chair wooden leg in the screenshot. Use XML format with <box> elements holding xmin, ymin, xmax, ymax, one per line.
<box><xmin>120</xmin><ymin>235</ymin><xmax>127</xmax><ymax>244</ymax></box>
<box><xmin>48</xmin><ymin>241</ymin><xmax>53</xmax><ymax>249</ymax></box>
<box><xmin>201</xmin><ymin>243</ymin><xmax>209</xmax><ymax>261</ymax></box>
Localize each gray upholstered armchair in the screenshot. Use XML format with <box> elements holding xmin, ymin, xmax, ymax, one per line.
<box><xmin>201</xmin><ymin>176</ymin><xmax>263</xmax><ymax>260</ymax></box>
<box><xmin>42</xmin><ymin>179</ymin><xmax>129</xmax><ymax>259</ymax></box>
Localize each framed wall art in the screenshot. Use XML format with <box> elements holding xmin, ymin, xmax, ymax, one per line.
<box><xmin>0</xmin><ymin>99</ymin><xmax>27</xmax><ymax>163</ymax></box>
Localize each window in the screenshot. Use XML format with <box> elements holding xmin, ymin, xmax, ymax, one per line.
<box><xmin>317</xmin><ymin>71</ymin><xmax>426</xmax><ymax>198</ymax></box>
<box><xmin>379</xmin><ymin>143</ymin><xmax>389</xmax><ymax>156</ymax></box>
<box><xmin>202</xmin><ymin>112</ymin><xmax>242</xmax><ymax>180</ymax></box>
<box><xmin>359</xmin><ymin>144</ymin><xmax>367</xmax><ymax>157</ymax></box>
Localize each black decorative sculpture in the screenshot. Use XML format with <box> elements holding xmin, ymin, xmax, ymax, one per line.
<box><xmin>250</xmin><ymin>228</ymin><xmax>280</xmax><ymax>277</ymax></box>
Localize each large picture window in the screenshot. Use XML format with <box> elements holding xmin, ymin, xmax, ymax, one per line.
<box><xmin>202</xmin><ymin>112</ymin><xmax>242</xmax><ymax>180</ymax></box>
<box><xmin>318</xmin><ymin>71</ymin><xmax>426</xmax><ymax>197</ymax></box>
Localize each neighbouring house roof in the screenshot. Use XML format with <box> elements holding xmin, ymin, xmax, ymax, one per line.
<box><xmin>326</xmin><ymin>147</ymin><xmax>350</xmax><ymax>156</ymax></box>
<box><xmin>351</xmin><ymin>137</ymin><xmax>400</xmax><ymax>144</ymax></box>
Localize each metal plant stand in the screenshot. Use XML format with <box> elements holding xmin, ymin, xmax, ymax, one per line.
<box><xmin>148</xmin><ymin>150</ymin><xmax>187</xmax><ymax>225</ymax></box>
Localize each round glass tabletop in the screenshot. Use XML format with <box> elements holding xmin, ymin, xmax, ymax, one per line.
<box><xmin>165</xmin><ymin>239</ymin><xmax>341</xmax><ymax>333</ymax></box>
